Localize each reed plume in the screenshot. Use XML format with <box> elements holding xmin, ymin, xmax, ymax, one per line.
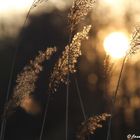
<box><xmin>104</xmin><ymin>55</ymin><xmax>113</xmax><ymax>79</ymax></box>
<box><xmin>68</xmin><ymin>0</ymin><xmax>95</xmax><ymax>32</ymax></box>
<box><xmin>106</xmin><ymin>26</ymin><xmax>140</xmax><ymax>140</ymax></box>
<box><xmin>103</xmin><ymin>55</ymin><xmax>114</xmax><ymax>94</ymax></box>
<box><xmin>4</xmin><ymin>47</ymin><xmax>57</xmax><ymax>116</ymax></box>
<box><xmin>127</xmin><ymin>26</ymin><xmax>140</xmax><ymax>56</ymax></box>
<box><xmin>77</xmin><ymin>113</ymin><xmax>111</xmax><ymax>140</ymax></box>
<box><xmin>49</xmin><ymin>25</ymin><xmax>91</xmax><ymax>93</ymax></box>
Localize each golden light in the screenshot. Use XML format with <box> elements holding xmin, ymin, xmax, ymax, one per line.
<box><xmin>103</xmin><ymin>32</ymin><xmax>130</xmax><ymax>59</ymax></box>
<box><xmin>0</xmin><ymin>0</ymin><xmax>33</xmax><ymax>14</ymax></box>
<box><xmin>102</xmin><ymin>0</ymin><xmax>122</xmax><ymax>5</ymax></box>
<box><xmin>21</xmin><ymin>96</ymin><xmax>41</xmax><ymax>114</ymax></box>
<box><xmin>103</xmin><ymin>0</ymin><xmax>115</xmax><ymax>4</ymax></box>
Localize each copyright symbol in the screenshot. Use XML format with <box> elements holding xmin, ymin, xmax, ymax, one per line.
<box><xmin>127</xmin><ymin>134</ymin><xmax>131</xmax><ymax>139</ymax></box>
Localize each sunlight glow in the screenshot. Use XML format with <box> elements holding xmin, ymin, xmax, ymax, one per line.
<box><xmin>102</xmin><ymin>0</ymin><xmax>122</xmax><ymax>5</ymax></box>
<box><xmin>103</xmin><ymin>0</ymin><xmax>114</xmax><ymax>4</ymax></box>
<box><xmin>103</xmin><ymin>32</ymin><xmax>130</xmax><ymax>59</ymax></box>
<box><xmin>0</xmin><ymin>0</ymin><xmax>33</xmax><ymax>14</ymax></box>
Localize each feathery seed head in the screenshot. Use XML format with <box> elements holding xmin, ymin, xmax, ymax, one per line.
<box><xmin>128</xmin><ymin>26</ymin><xmax>140</xmax><ymax>56</ymax></box>
<box><xmin>49</xmin><ymin>25</ymin><xmax>91</xmax><ymax>93</ymax></box>
<box><xmin>68</xmin><ymin>0</ymin><xmax>95</xmax><ymax>32</ymax></box>
<box><xmin>4</xmin><ymin>47</ymin><xmax>57</xmax><ymax>116</ymax></box>
<box><xmin>77</xmin><ymin>113</ymin><xmax>111</xmax><ymax>140</ymax></box>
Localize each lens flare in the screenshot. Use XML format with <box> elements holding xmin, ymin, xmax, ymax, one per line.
<box><xmin>103</xmin><ymin>32</ymin><xmax>130</xmax><ymax>59</ymax></box>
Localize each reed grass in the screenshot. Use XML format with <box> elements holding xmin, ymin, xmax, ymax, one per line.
<box><xmin>106</xmin><ymin>26</ymin><xmax>140</xmax><ymax>140</ymax></box>
<box><xmin>39</xmin><ymin>0</ymin><xmax>96</xmax><ymax>139</ymax></box>
<box><xmin>0</xmin><ymin>1</ymin><xmax>49</xmax><ymax>140</ymax></box>
<box><xmin>2</xmin><ymin>1</ymin><xmax>139</xmax><ymax>140</ymax></box>
<box><xmin>127</xmin><ymin>26</ymin><xmax>140</xmax><ymax>56</ymax></box>
<box><xmin>77</xmin><ymin>113</ymin><xmax>111</xmax><ymax>140</ymax></box>
<box><xmin>68</xmin><ymin>0</ymin><xmax>95</xmax><ymax>32</ymax></box>
<box><xmin>4</xmin><ymin>47</ymin><xmax>56</xmax><ymax>117</ymax></box>
<box><xmin>49</xmin><ymin>25</ymin><xmax>91</xmax><ymax>93</ymax></box>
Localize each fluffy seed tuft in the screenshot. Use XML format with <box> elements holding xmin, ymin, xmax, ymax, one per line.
<box><xmin>77</xmin><ymin>113</ymin><xmax>111</xmax><ymax>140</ymax></box>
<box><xmin>49</xmin><ymin>25</ymin><xmax>91</xmax><ymax>93</ymax></box>
<box><xmin>128</xmin><ymin>26</ymin><xmax>140</xmax><ymax>56</ymax></box>
<box><xmin>68</xmin><ymin>0</ymin><xmax>95</xmax><ymax>32</ymax></box>
<box><xmin>4</xmin><ymin>47</ymin><xmax>57</xmax><ymax>116</ymax></box>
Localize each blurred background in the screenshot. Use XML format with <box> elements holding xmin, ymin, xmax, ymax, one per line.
<box><xmin>0</xmin><ymin>0</ymin><xmax>140</xmax><ymax>140</ymax></box>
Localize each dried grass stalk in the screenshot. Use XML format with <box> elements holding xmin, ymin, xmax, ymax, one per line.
<box><xmin>104</xmin><ymin>55</ymin><xmax>113</xmax><ymax>79</ymax></box>
<box><xmin>68</xmin><ymin>0</ymin><xmax>95</xmax><ymax>32</ymax></box>
<box><xmin>49</xmin><ymin>25</ymin><xmax>91</xmax><ymax>93</ymax></box>
<box><xmin>128</xmin><ymin>26</ymin><xmax>140</xmax><ymax>56</ymax></box>
<box><xmin>4</xmin><ymin>47</ymin><xmax>57</xmax><ymax>116</ymax></box>
<box><xmin>103</xmin><ymin>55</ymin><xmax>114</xmax><ymax>93</ymax></box>
<box><xmin>77</xmin><ymin>113</ymin><xmax>111</xmax><ymax>140</ymax></box>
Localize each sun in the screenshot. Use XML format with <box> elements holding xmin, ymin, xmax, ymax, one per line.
<box><xmin>103</xmin><ymin>32</ymin><xmax>130</xmax><ymax>59</ymax></box>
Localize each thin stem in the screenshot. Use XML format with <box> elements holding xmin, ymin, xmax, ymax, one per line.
<box><xmin>106</xmin><ymin>56</ymin><xmax>126</xmax><ymax>140</ymax></box>
<box><xmin>0</xmin><ymin>1</ymin><xmax>37</xmax><ymax>140</ymax></box>
<box><xmin>38</xmin><ymin>14</ymin><xmax>74</xmax><ymax>140</ymax></box>
<box><xmin>0</xmin><ymin>120</ymin><xmax>6</xmax><ymax>140</ymax></box>
<box><xmin>114</xmin><ymin>57</ymin><xmax>126</xmax><ymax>100</ymax></box>
<box><xmin>39</xmin><ymin>94</ymin><xmax>51</xmax><ymax>140</ymax></box>
<box><xmin>66</xmin><ymin>74</ymin><xmax>69</xmax><ymax>140</ymax></box>
<box><xmin>75</xmin><ymin>77</ymin><xmax>90</xmax><ymax>140</ymax></box>
<box><xmin>65</xmin><ymin>37</ymin><xmax>71</xmax><ymax>140</ymax></box>
<box><xmin>75</xmin><ymin>78</ymin><xmax>87</xmax><ymax>120</ymax></box>
<box><xmin>65</xmin><ymin>22</ymin><xmax>74</xmax><ymax>140</ymax></box>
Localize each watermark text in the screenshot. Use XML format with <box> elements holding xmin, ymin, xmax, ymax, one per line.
<box><xmin>127</xmin><ymin>134</ymin><xmax>140</xmax><ymax>139</ymax></box>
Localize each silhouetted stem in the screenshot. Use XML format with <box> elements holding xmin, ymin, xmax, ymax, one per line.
<box><xmin>65</xmin><ymin>23</ymin><xmax>73</xmax><ymax>140</ymax></box>
<box><xmin>0</xmin><ymin>1</ymin><xmax>37</xmax><ymax>140</ymax></box>
<box><xmin>106</xmin><ymin>55</ymin><xmax>126</xmax><ymax>140</ymax></box>
<box><xmin>39</xmin><ymin>94</ymin><xmax>51</xmax><ymax>140</ymax></box>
